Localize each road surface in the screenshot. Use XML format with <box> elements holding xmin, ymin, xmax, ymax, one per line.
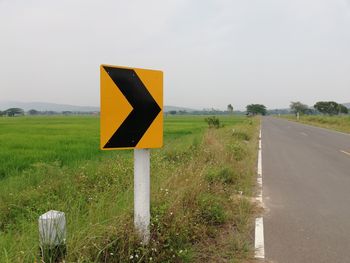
<box><xmin>262</xmin><ymin>117</ymin><xmax>350</xmax><ymax>263</ymax></box>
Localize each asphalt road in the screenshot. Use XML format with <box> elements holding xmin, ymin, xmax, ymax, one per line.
<box><xmin>262</xmin><ymin>117</ymin><xmax>350</xmax><ymax>263</ymax></box>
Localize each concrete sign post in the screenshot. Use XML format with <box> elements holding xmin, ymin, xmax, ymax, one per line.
<box><xmin>100</xmin><ymin>65</ymin><xmax>163</xmax><ymax>244</ymax></box>
<box><xmin>134</xmin><ymin>149</ymin><xmax>151</xmax><ymax>243</ymax></box>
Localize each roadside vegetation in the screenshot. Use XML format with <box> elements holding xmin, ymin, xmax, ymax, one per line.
<box><xmin>0</xmin><ymin>115</ymin><xmax>259</xmax><ymax>262</ymax></box>
<box><xmin>278</xmin><ymin>100</ymin><xmax>350</xmax><ymax>134</ymax></box>
<box><xmin>289</xmin><ymin>101</ymin><xmax>349</xmax><ymax>116</ymax></box>
<box><xmin>282</xmin><ymin>115</ymin><xmax>350</xmax><ymax>134</ymax></box>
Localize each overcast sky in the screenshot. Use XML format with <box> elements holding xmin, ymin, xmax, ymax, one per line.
<box><xmin>0</xmin><ymin>0</ymin><xmax>349</xmax><ymax>110</ymax></box>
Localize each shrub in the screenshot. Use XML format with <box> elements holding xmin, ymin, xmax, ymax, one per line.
<box><xmin>228</xmin><ymin>143</ymin><xmax>247</xmax><ymax>161</ymax></box>
<box><xmin>204</xmin><ymin>116</ymin><xmax>221</xmax><ymax>128</ymax></box>
<box><xmin>232</xmin><ymin>130</ymin><xmax>250</xmax><ymax>141</ymax></box>
<box><xmin>205</xmin><ymin>167</ymin><xmax>239</xmax><ymax>185</ymax></box>
<box><xmin>198</xmin><ymin>194</ymin><xmax>227</xmax><ymax>225</ymax></box>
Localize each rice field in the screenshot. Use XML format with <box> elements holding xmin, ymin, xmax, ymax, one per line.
<box><xmin>0</xmin><ymin>115</ymin><xmax>259</xmax><ymax>262</ymax></box>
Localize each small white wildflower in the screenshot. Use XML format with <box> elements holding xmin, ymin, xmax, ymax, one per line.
<box><xmin>130</xmin><ymin>255</ymin><xmax>134</xmax><ymax>259</ymax></box>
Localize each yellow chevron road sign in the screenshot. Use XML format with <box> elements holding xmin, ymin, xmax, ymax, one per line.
<box><xmin>100</xmin><ymin>65</ymin><xmax>163</xmax><ymax>150</ymax></box>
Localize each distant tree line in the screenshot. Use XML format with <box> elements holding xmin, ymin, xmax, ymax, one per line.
<box><xmin>246</xmin><ymin>104</ymin><xmax>267</xmax><ymax>116</ymax></box>
<box><xmin>0</xmin><ymin>108</ymin><xmax>99</xmax><ymax>117</ymax></box>
<box><xmin>166</xmin><ymin>108</ymin><xmax>246</xmax><ymax>116</ymax></box>
<box><xmin>0</xmin><ymin>108</ymin><xmax>24</xmax><ymax>117</ymax></box>
<box><xmin>290</xmin><ymin>101</ymin><xmax>349</xmax><ymax>116</ymax></box>
<box><xmin>166</xmin><ymin>104</ymin><xmax>269</xmax><ymax>116</ymax></box>
<box><xmin>314</xmin><ymin>101</ymin><xmax>348</xmax><ymax>115</ymax></box>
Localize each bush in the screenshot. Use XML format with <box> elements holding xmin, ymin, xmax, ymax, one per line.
<box><xmin>204</xmin><ymin>116</ymin><xmax>221</xmax><ymax>128</ymax></box>
<box><xmin>232</xmin><ymin>130</ymin><xmax>250</xmax><ymax>141</ymax></box>
<box><xmin>228</xmin><ymin>143</ymin><xmax>247</xmax><ymax>161</ymax></box>
<box><xmin>198</xmin><ymin>194</ymin><xmax>227</xmax><ymax>225</ymax></box>
<box><xmin>205</xmin><ymin>167</ymin><xmax>239</xmax><ymax>185</ymax></box>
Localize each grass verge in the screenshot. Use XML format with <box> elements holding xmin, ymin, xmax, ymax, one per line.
<box><xmin>280</xmin><ymin>115</ymin><xmax>350</xmax><ymax>134</ymax></box>
<box><xmin>0</xmin><ymin>116</ymin><xmax>259</xmax><ymax>262</ymax></box>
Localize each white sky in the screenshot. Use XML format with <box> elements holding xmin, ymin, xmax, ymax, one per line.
<box><xmin>0</xmin><ymin>0</ymin><xmax>349</xmax><ymax>110</ymax></box>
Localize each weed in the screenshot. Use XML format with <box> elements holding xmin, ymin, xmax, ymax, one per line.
<box><xmin>204</xmin><ymin>116</ymin><xmax>222</xmax><ymax>128</ymax></box>
<box><xmin>198</xmin><ymin>193</ymin><xmax>227</xmax><ymax>225</ymax></box>
<box><xmin>232</xmin><ymin>130</ymin><xmax>250</xmax><ymax>141</ymax></box>
<box><xmin>228</xmin><ymin>142</ymin><xmax>247</xmax><ymax>161</ymax></box>
<box><xmin>0</xmin><ymin>115</ymin><xmax>259</xmax><ymax>262</ymax></box>
<box><xmin>281</xmin><ymin>115</ymin><xmax>350</xmax><ymax>134</ymax></box>
<box><xmin>205</xmin><ymin>167</ymin><xmax>239</xmax><ymax>185</ymax></box>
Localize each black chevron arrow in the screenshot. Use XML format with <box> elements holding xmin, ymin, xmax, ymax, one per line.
<box><xmin>103</xmin><ymin>66</ymin><xmax>161</xmax><ymax>148</ymax></box>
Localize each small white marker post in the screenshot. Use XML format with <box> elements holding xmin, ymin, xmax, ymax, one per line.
<box><xmin>38</xmin><ymin>210</ymin><xmax>67</xmax><ymax>262</ymax></box>
<box><xmin>297</xmin><ymin>112</ymin><xmax>300</xmax><ymax>121</ymax></box>
<box><xmin>134</xmin><ymin>149</ymin><xmax>151</xmax><ymax>244</ymax></box>
<box><xmin>255</xmin><ymin>217</ymin><xmax>265</xmax><ymax>259</ymax></box>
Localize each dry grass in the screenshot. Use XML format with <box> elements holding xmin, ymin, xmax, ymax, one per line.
<box><xmin>0</xmin><ymin>116</ymin><xmax>259</xmax><ymax>262</ymax></box>
<box><xmin>281</xmin><ymin>115</ymin><xmax>350</xmax><ymax>134</ymax></box>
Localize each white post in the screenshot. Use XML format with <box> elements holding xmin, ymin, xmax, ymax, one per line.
<box><xmin>297</xmin><ymin>112</ymin><xmax>300</xmax><ymax>121</ymax></box>
<box><xmin>134</xmin><ymin>149</ymin><xmax>150</xmax><ymax>244</ymax></box>
<box><xmin>39</xmin><ymin>210</ymin><xmax>66</xmax><ymax>261</ymax></box>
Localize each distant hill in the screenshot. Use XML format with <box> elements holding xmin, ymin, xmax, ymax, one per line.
<box><xmin>267</xmin><ymin>108</ymin><xmax>291</xmax><ymax>115</ymax></box>
<box><xmin>0</xmin><ymin>101</ymin><xmax>99</xmax><ymax>112</ymax></box>
<box><xmin>163</xmin><ymin>105</ymin><xmax>198</xmax><ymax>112</ymax></box>
<box><xmin>0</xmin><ymin>101</ymin><xmax>199</xmax><ymax>113</ymax></box>
<box><xmin>342</xmin><ymin>103</ymin><xmax>350</xmax><ymax>108</ymax></box>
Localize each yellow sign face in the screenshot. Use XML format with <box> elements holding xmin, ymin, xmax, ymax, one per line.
<box><xmin>100</xmin><ymin>65</ymin><xmax>163</xmax><ymax>150</ymax></box>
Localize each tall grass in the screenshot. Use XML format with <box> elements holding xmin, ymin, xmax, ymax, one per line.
<box><xmin>0</xmin><ymin>116</ymin><xmax>104</xmax><ymax>179</ymax></box>
<box><xmin>282</xmin><ymin>115</ymin><xmax>350</xmax><ymax>133</ymax></box>
<box><xmin>0</xmin><ymin>115</ymin><xmax>259</xmax><ymax>262</ymax></box>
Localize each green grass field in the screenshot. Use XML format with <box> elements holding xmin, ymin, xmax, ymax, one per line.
<box><xmin>0</xmin><ymin>116</ymin><xmax>205</xmax><ymax>179</ymax></box>
<box><xmin>281</xmin><ymin>115</ymin><xmax>350</xmax><ymax>134</ymax></box>
<box><xmin>0</xmin><ymin>115</ymin><xmax>259</xmax><ymax>262</ymax></box>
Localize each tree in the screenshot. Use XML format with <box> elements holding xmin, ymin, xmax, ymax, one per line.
<box><xmin>227</xmin><ymin>104</ymin><xmax>233</xmax><ymax>113</ymax></box>
<box><xmin>290</xmin><ymin>101</ymin><xmax>309</xmax><ymax>115</ymax></box>
<box><xmin>28</xmin><ymin>109</ymin><xmax>40</xmax><ymax>115</ymax></box>
<box><xmin>246</xmin><ymin>104</ymin><xmax>267</xmax><ymax>116</ymax></box>
<box><xmin>338</xmin><ymin>104</ymin><xmax>349</xmax><ymax>114</ymax></box>
<box><xmin>169</xmin><ymin>110</ymin><xmax>177</xmax><ymax>115</ymax></box>
<box><xmin>4</xmin><ymin>108</ymin><xmax>24</xmax><ymax>117</ymax></box>
<box><xmin>314</xmin><ymin>101</ymin><xmax>339</xmax><ymax>115</ymax></box>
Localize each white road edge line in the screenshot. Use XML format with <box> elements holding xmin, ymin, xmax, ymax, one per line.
<box><xmin>340</xmin><ymin>150</ymin><xmax>350</xmax><ymax>156</ymax></box>
<box><xmin>255</xmin><ymin>217</ymin><xmax>265</xmax><ymax>259</ymax></box>
<box><xmin>255</xmin><ymin>127</ymin><xmax>265</xmax><ymax>259</ymax></box>
<box><xmin>257</xmin><ymin>176</ymin><xmax>263</xmax><ymax>203</ymax></box>
<box><xmin>257</xmin><ymin>150</ymin><xmax>262</xmax><ymax>176</ymax></box>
